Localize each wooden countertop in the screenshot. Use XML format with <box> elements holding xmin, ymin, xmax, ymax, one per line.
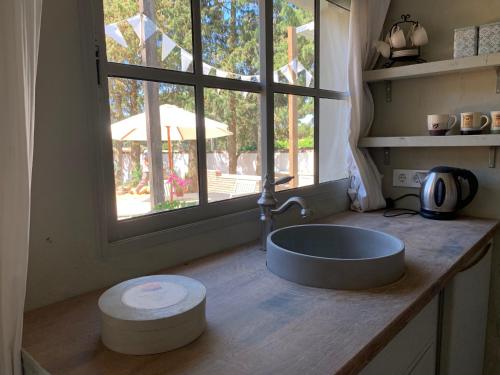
<box><xmin>23</xmin><ymin>211</ymin><xmax>498</xmax><ymax>375</ymax></box>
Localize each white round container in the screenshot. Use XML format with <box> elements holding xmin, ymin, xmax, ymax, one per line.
<box><xmin>98</xmin><ymin>275</ymin><xmax>206</xmax><ymax>355</ymax></box>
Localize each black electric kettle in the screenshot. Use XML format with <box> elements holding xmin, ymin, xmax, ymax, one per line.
<box><xmin>420</xmin><ymin>166</ymin><xmax>478</xmax><ymax>220</ymax></box>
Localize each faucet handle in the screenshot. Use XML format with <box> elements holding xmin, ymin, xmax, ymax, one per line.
<box><xmin>273</xmin><ymin>175</ymin><xmax>294</xmax><ymax>186</ymax></box>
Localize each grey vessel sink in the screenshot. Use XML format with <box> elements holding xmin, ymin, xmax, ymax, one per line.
<box><xmin>267</xmin><ymin>224</ymin><xmax>405</xmax><ymax>290</ymax></box>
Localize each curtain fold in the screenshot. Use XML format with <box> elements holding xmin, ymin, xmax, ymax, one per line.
<box><xmin>346</xmin><ymin>0</ymin><xmax>390</xmax><ymax>212</ymax></box>
<box><xmin>0</xmin><ymin>1</ymin><xmax>42</xmax><ymax>374</ymax></box>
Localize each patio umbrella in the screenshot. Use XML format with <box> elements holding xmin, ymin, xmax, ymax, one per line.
<box><xmin>111</xmin><ymin>103</ymin><xmax>232</xmax><ymax>200</ymax></box>
<box><xmin>111</xmin><ymin>103</ymin><xmax>232</xmax><ymax>142</ymax></box>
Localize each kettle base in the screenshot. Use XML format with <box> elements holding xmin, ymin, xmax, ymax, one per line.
<box><xmin>420</xmin><ymin>209</ymin><xmax>457</xmax><ymax>220</ymax></box>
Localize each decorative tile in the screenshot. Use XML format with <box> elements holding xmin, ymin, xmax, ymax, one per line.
<box><xmin>454</xmin><ymin>26</ymin><xmax>478</xmax><ymax>59</ymax></box>
<box><xmin>479</xmin><ymin>22</ymin><xmax>500</xmax><ymax>55</ymax></box>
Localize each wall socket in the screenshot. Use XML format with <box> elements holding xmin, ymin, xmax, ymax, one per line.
<box><xmin>393</xmin><ymin>169</ymin><xmax>428</xmax><ymax>188</ymax></box>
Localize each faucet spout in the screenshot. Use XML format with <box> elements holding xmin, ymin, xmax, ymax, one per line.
<box><xmin>271</xmin><ymin>196</ymin><xmax>311</xmax><ymax>218</ymax></box>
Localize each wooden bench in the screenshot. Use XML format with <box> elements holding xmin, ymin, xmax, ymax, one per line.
<box><xmin>207</xmin><ymin>170</ymin><xmax>260</xmax><ymax>199</ymax></box>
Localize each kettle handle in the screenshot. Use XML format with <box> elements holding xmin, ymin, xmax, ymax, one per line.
<box><xmin>455</xmin><ymin>169</ymin><xmax>478</xmax><ymax>209</ymax></box>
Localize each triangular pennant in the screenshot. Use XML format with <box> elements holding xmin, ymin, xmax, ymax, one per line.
<box><xmin>161</xmin><ymin>33</ymin><xmax>176</xmax><ymax>60</ymax></box>
<box><xmin>142</xmin><ymin>15</ymin><xmax>158</xmax><ymax>40</ymax></box>
<box><xmin>305</xmin><ymin>70</ymin><xmax>313</xmax><ymax>87</ymax></box>
<box><xmin>203</xmin><ymin>63</ymin><xmax>212</xmax><ymax>75</ymax></box>
<box><xmin>273</xmin><ymin>71</ymin><xmax>279</xmax><ymax>82</ymax></box>
<box><xmin>280</xmin><ymin>65</ymin><xmax>293</xmax><ymax>84</ymax></box>
<box><xmin>127</xmin><ymin>15</ymin><xmax>141</xmax><ymax>39</ymax></box>
<box><xmin>215</xmin><ymin>69</ymin><xmax>228</xmax><ymax>78</ymax></box>
<box><xmin>296</xmin><ymin>61</ymin><xmax>305</xmax><ymax>74</ymax></box>
<box><xmin>289</xmin><ymin>58</ymin><xmax>299</xmax><ymax>74</ymax></box>
<box><xmin>105</xmin><ymin>23</ymin><xmax>128</xmax><ymax>48</ymax></box>
<box><xmin>127</xmin><ymin>14</ymin><xmax>157</xmax><ymax>42</ymax></box>
<box><xmin>180</xmin><ymin>49</ymin><xmax>193</xmax><ymax>71</ymax></box>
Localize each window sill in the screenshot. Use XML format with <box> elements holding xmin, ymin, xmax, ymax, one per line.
<box><xmin>100</xmin><ymin>178</ymin><xmax>349</xmax><ymax>259</ymax></box>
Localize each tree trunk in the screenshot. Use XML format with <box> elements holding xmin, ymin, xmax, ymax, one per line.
<box><xmin>130</xmin><ymin>142</ymin><xmax>141</xmax><ymax>176</ymax></box>
<box><xmin>129</xmin><ymin>81</ymin><xmax>141</xmax><ymax>176</ymax></box>
<box><xmin>227</xmin><ymin>3</ymin><xmax>238</xmax><ymax>175</ymax></box>
<box><xmin>228</xmin><ymin>92</ymin><xmax>237</xmax><ymax>174</ymax></box>
<box><xmin>186</xmin><ymin>140</ymin><xmax>199</xmax><ymax>193</ymax></box>
<box><xmin>140</xmin><ymin>0</ymin><xmax>165</xmax><ymax>207</ymax></box>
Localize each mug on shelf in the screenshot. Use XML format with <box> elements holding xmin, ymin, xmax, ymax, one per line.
<box><xmin>491</xmin><ymin>111</ymin><xmax>500</xmax><ymax>134</ymax></box>
<box><xmin>409</xmin><ymin>23</ymin><xmax>429</xmax><ymax>47</ymax></box>
<box><xmin>460</xmin><ymin>112</ymin><xmax>490</xmax><ymax>134</ymax></box>
<box><xmin>427</xmin><ymin>114</ymin><xmax>458</xmax><ymax>136</ymax></box>
<box><xmin>390</xmin><ymin>25</ymin><xmax>406</xmax><ymax>48</ymax></box>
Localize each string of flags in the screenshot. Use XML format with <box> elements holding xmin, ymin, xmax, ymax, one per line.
<box><xmin>104</xmin><ymin>13</ymin><xmax>314</xmax><ymax>87</ymax></box>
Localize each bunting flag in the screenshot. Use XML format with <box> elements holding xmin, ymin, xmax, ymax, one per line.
<box><xmin>280</xmin><ymin>65</ymin><xmax>293</xmax><ymax>84</ymax></box>
<box><xmin>108</xmin><ymin>16</ymin><xmax>315</xmax><ymax>84</ymax></box>
<box><xmin>127</xmin><ymin>14</ymin><xmax>157</xmax><ymax>41</ymax></box>
<box><xmin>215</xmin><ymin>69</ymin><xmax>228</xmax><ymax>78</ymax></box>
<box><xmin>305</xmin><ymin>70</ymin><xmax>313</xmax><ymax>87</ymax></box>
<box><xmin>289</xmin><ymin>58</ymin><xmax>299</xmax><ymax>74</ymax></box>
<box><xmin>203</xmin><ymin>63</ymin><xmax>212</xmax><ymax>75</ymax></box>
<box><xmin>296</xmin><ymin>61</ymin><xmax>306</xmax><ymax>74</ymax></box>
<box><xmin>105</xmin><ymin>23</ymin><xmax>128</xmax><ymax>48</ymax></box>
<box><xmin>180</xmin><ymin>49</ymin><xmax>193</xmax><ymax>71</ymax></box>
<box><xmin>161</xmin><ymin>33</ymin><xmax>176</xmax><ymax>60</ymax></box>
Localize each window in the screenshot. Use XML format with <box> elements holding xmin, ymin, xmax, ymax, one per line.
<box><xmin>97</xmin><ymin>0</ymin><xmax>349</xmax><ymax>241</ymax></box>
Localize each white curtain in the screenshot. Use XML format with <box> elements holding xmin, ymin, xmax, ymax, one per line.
<box><xmin>347</xmin><ymin>0</ymin><xmax>390</xmax><ymax>211</ymax></box>
<box><xmin>0</xmin><ymin>0</ymin><xmax>42</xmax><ymax>374</ymax></box>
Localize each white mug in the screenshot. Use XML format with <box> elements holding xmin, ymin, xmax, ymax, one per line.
<box><xmin>374</xmin><ymin>40</ymin><xmax>391</xmax><ymax>58</ymax></box>
<box><xmin>427</xmin><ymin>114</ymin><xmax>457</xmax><ymax>135</ymax></box>
<box><xmin>410</xmin><ymin>23</ymin><xmax>429</xmax><ymax>47</ymax></box>
<box><xmin>491</xmin><ymin>111</ymin><xmax>500</xmax><ymax>133</ymax></box>
<box><xmin>460</xmin><ymin>112</ymin><xmax>490</xmax><ymax>133</ymax></box>
<box><xmin>390</xmin><ymin>25</ymin><xmax>406</xmax><ymax>48</ymax></box>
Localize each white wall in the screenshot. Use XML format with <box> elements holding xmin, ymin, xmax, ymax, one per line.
<box><xmin>370</xmin><ymin>1</ymin><xmax>500</xmax><ymax>373</ymax></box>
<box><xmin>26</xmin><ymin>0</ymin><xmax>349</xmax><ymax>310</ymax></box>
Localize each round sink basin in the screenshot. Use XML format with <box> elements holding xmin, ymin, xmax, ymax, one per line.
<box><xmin>267</xmin><ymin>224</ymin><xmax>405</xmax><ymax>290</ymax></box>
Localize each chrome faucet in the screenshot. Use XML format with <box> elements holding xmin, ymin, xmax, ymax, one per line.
<box><xmin>257</xmin><ymin>175</ymin><xmax>311</xmax><ymax>251</ymax></box>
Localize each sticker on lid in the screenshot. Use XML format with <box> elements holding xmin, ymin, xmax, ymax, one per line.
<box><xmin>121</xmin><ymin>281</ymin><xmax>188</xmax><ymax>310</ymax></box>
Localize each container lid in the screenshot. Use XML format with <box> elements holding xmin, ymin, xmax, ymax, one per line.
<box><xmin>98</xmin><ymin>275</ymin><xmax>206</xmax><ymax>331</ymax></box>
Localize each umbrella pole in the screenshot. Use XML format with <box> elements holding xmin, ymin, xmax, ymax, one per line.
<box><xmin>168</xmin><ymin>127</ymin><xmax>174</xmax><ymax>202</ymax></box>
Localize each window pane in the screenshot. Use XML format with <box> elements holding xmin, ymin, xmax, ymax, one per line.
<box><xmin>108</xmin><ymin>78</ymin><xmax>199</xmax><ymax>220</ymax></box>
<box><xmin>319</xmin><ymin>98</ymin><xmax>349</xmax><ymax>183</ymax></box>
<box><xmin>103</xmin><ymin>0</ymin><xmax>193</xmax><ymax>72</ymax></box>
<box><xmin>273</xmin><ymin>0</ymin><xmax>314</xmax><ymax>87</ymax></box>
<box><xmin>320</xmin><ymin>0</ymin><xmax>349</xmax><ymax>91</ymax></box>
<box><xmin>204</xmin><ymin>88</ymin><xmax>261</xmax><ymax>202</ymax></box>
<box><xmin>201</xmin><ymin>1</ymin><xmax>260</xmax><ymax>81</ymax></box>
<box><xmin>274</xmin><ymin>93</ymin><xmax>314</xmax><ymax>191</ymax></box>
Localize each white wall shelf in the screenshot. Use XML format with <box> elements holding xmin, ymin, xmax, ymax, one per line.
<box><xmin>359</xmin><ymin>134</ymin><xmax>500</xmax><ymax>148</ymax></box>
<box><xmin>359</xmin><ymin>135</ymin><xmax>500</xmax><ymax>168</ymax></box>
<box><xmin>363</xmin><ymin>53</ymin><xmax>500</xmax><ymax>84</ymax></box>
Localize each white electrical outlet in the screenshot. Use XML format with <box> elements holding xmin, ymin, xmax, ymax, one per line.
<box><xmin>393</xmin><ymin>169</ymin><xmax>428</xmax><ymax>188</ymax></box>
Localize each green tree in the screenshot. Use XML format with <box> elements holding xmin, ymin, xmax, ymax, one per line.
<box><xmin>103</xmin><ymin>0</ymin><xmax>315</xmax><ymax>192</ymax></box>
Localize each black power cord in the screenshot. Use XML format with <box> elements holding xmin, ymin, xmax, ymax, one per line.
<box><xmin>383</xmin><ymin>193</ymin><xmax>420</xmax><ymax>217</ymax></box>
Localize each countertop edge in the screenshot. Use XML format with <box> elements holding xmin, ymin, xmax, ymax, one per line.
<box><xmin>338</xmin><ymin>221</ymin><xmax>498</xmax><ymax>375</ymax></box>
